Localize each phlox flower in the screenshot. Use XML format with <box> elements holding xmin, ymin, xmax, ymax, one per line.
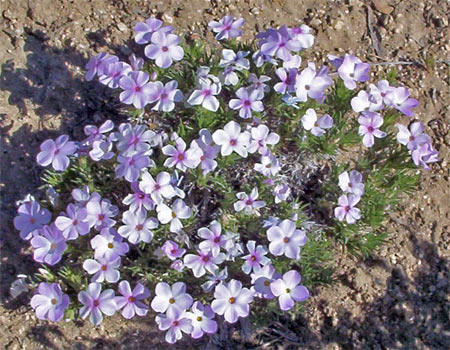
<box><xmin>170</xmin><ymin>259</ymin><xmax>185</xmax><ymax>272</ymax></box>
<box><xmin>212</xmin><ymin>121</ymin><xmax>251</xmax><ymax>157</ymax></box>
<box><xmin>252</xmin><ymin>49</ymin><xmax>278</xmax><ymax>67</ymax></box>
<box><xmin>89</xmin><ymin>136</ymin><xmax>115</xmax><ymax>162</ymax></box>
<box><xmin>201</xmin><ymin>268</ymin><xmax>228</xmax><ymax>292</ymax></box>
<box><xmin>295</xmin><ymin>62</ymin><xmax>332</xmax><ymax>103</ymax></box>
<box><xmin>184</xmin><ymin>249</ymin><xmax>226</xmax><ymax>278</ymax></box>
<box><xmin>334</xmin><ymin>194</ymin><xmax>361</xmax><ymax>224</ymax></box>
<box><xmin>30</xmin><ymin>282</ymin><xmax>69</xmax><ymax>322</ymax></box>
<box><xmin>118</xmin><ymin>210</ymin><xmax>158</xmax><ymax>244</ymax></box>
<box><xmin>139</xmin><ymin>171</ymin><xmax>176</xmax><ymax>205</ymax></box>
<box><xmin>274</xmin><ymin>68</ymin><xmax>297</xmax><ymax>94</ymax></box>
<box><xmin>83</xmin><ymin>256</ymin><xmax>121</xmax><ymax>283</ymax></box>
<box><xmin>115</xmin><ymin>152</ymin><xmax>153</xmax><ymax>183</ymax></box>
<box><xmin>301</xmin><ymin>108</ymin><xmax>333</xmax><ymax>136</ymax></box>
<box><xmin>229</xmin><ymin>87</ymin><xmax>264</xmax><ymax>119</ymax></box>
<box><xmin>198</xmin><ymin>221</ymin><xmax>226</xmax><ymax>256</ymax></box>
<box><xmin>54</xmin><ymin>203</ymin><xmax>90</xmax><ymax>240</ymax></box>
<box><xmin>288</xmin><ymin>24</ymin><xmax>314</xmax><ymax>49</ymax></box>
<box><xmin>83</xmin><ymin>120</ymin><xmax>114</xmax><ymax>145</ymax></box>
<box><xmin>128</xmin><ymin>53</ymin><xmax>144</xmax><ymax>70</ymax></box>
<box><xmin>115</xmin><ymin>281</ymin><xmax>150</xmax><ymax>319</ymax></box>
<box><xmin>86</xmin><ymin>198</ymin><xmax>118</xmax><ymax>231</ymax></box>
<box><xmin>147</xmin><ymin>80</ymin><xmax>184</xmax><ymax>112</ymax></box>
<box><xmin>37</xmin><ymin>135</ymin><xmax>77</xmax><ymax>172</ymax></box>
<box><xmin>248</xmin><ymin>74</ymin><xmax>271</xmax><ymax>95</ymax></box>
<box><xmin>123</xmin><ymin>182</ymin><xmax>155</xmax><ymax>215</ymax></box>
<box><xmin>156</xmin><ymin>308</ymin><xmax>193</xmax><ymax>344</ymax></box>
<box><xmin>411</xmin><ymin>142</ymin><xmax>439</xmax><ymax>170</ymax></box>
<box><xmin>161</xmin><ymin>240</ymin><xmax>186</xmax><ymax>260</ymax></box>
<box><xmin>211</xmin><ymin>279</ymin><xmax>254</xmax><ymax>324</ymax></box>
<box><xmin>78</xmin><ymin>282</ymin><xmax>117</xmax><ymax>326</ymax></box>
<box><xmin>338</xmin><ymin>170</ymin><xmax>365</xmax><ymax>196</ymax></box>
<box><xmin>31</xmin><ymin>225</ymin><xmax>66</xmax><ymax>265</ymax></box>
<box><xmin>72</xmin><ymin>186</ymin><xmax>99</xmax><ymax>206</ymax></box>
<box><xmin>270</xmin><ymin>270</ymin><xmax>309</xmax><ymax>311</ymax></box>
<box><xmin>331</xmin><ymin>54</ymin><xmax>370</xmax><ymax>90</ymax></box>
<box><xmin>208</xmin><ymin>16</ymin><xmax>245</xmax><ymax>40</ymax></box>
<box><xmin>185</xmin><ymin>301</ymin><xmax>218</xmax><ymax>339</ymax></box>
<box><xmin>218</xmin><ymin>49</ymin><xmax>250</xmax><ymax>70</ymax></box>
<box><xmin>281</xmin><ymin>93</ymin><xmax>302</xmax><ymax>108</ymax></box>
<box><xmin>254</xmin><ymin>154</ymin><xmax>281</xmax><ymax>177</ymax></box>
<box><xmin>282</xmin><ymin>54</ymin><xmax>302</xmax><ymax>69</ymax></box>
<box><xmin>85</xmin><ymin>53</ymin><xmax>118</xmax><ymax>81</ymax></box>
<box><xmin>162</xmin><ymin>137</ymin><xmax>202</xmax><ymax>172</ymax></box>
<box><xmin>234</xmin><ymin>188</ymin><xmax>266</xmax><ymax>215</ymax></box>
<box><xmin>115</xmin><ymin>123</ymin><xmax>157</xmax><ymax>156</ymax></box>
<box><xmin>134</xmin><ymin>17</ymin><xmax>173</xmax><ymax>45</ymax></box>
<box><xmin>144</xmin><ymin>31</ymin><xmax>184</xmax><ymax>68</ymax></box>
<box><xmin>385</xmin><ymin>87</ymin><xmax>419</xmax><ymax>117</ymax></box>
<box><xmin>187</xmin><ymin>79</ymin><xmax>221</xmax><ymax>112</ymax></box>
<box><xmin>351</xmin><ymin>90</ymin><xmax>383</xmax><ymax>113</ymax></box>
<box><xmin>157</xmin><ymin>199</ymin><xmax>192</xmax><ymax>233</ymax></box>
<box><xmin>249</xmin><ymin>124</ymin><xmax>280</xmax><ymax>155</ymax></box>
<box><xmin>119</xmin><ymin>71</ymin><xmax>153</xmax><ymax>109</ymax></box>
<box><xmin>263</xmin><ymin>216</ymin><xmax>280</xmax><ymax>228</ymax></box>
<box><xmin>266</xmin><ymin>219</ymin><xmax>307</xmax><ymax>260</ymax></box>
<box><xmin>369</xmin><ymin>79</ymin><xmax>395</xmax><ymax>105</ymax></box>
<box><xmin>396</xmin><ymin>122</ymin><xmax>430</xmax><ymax>151</ymax></box>
<box><xmin>251</xmin><ymin>264</ymin><xmax>280</xmax><ymax>299</ymax></box>
<box><xmin>221</xmin><ymin>232</ymin><xmax>244</xmax><ymax>261</ymax></box>
<box><xmin>98</xmin><ymin>61</ymin><xmax>131</xmax><ymax>89</ymax></box>
<box><xmin>151</xmin><ymin>281</ymin><xmax>193</xmax><ymax>313</ymax></box>
<box><xmin>242</xmin><ymin>241</ymin><xmax>270</xmax><ymax>274</ymax></box>
<box><xmin>220</xmin><ymin>66</ymin><xmax>239</xmax><ymax>86</ymax></box>
<box><xmin>358</xmin><ymin>111</ymin><xmax>386</xmax><ymax>147</ymax></box>
<box><xmin>273</xmin><ymin>183</ymin><xmax>291</xmax><ymax>203</ymax></box>
<box><xmin>90</xmin><ymin>228</ymin><xmax>129</xmax><ymax>260</ymax></box>
<box><xmin>14</xmin><ymin>200</ymin><xmax>51</xmax><ymax>240</ymax></box>
<box><xmin>259</xmin><ymin>25</ymin><xmax>303</xmax><ymax>61</ymax></box>
<box><xmin>192</xmin><ymin>129</ymin><xmax>220</xmax><ymax>175</ymax></box>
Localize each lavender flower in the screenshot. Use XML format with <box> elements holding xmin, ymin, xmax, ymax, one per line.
<box><xmin>270</xmin><ymin>270</ymin><xmax>309</xmax><ymax>311</ymax></box>
<box><xmin>208</xmin><ymin>16</ymin><xmax>245</xmax><ymax>40</ymax></box>
<box><xmin>192</xmin><ymin>129</ymin><xmax>220</xmax><ymax>175</ymax></box>
<box><xmin>54</xmin><ymin>204</ymin><xmax>90</xmax><ymax>240</ymax></box>
<box><xmin>151</xmin><ymin>281</ymin><xmax>193</xmax><ymax>313</ymax></box>
<box><xmin>219</xmin><ymin>49</ymin><xmax>250</xmax><ymax>70</ymax></box>
<box><xmin>98</xmin><ymin>61</ymin><xmax>131</xmax><ymax>89</ymax></box>
<box><xmin>118</xmin><ymin>210</ymin><xmax>158</xmax><ymax>244</ymax></box>
<box><xmin>162</xmin><ymin>137</ymin><xmax>202</xmax><ymax>172</ymax></box>
<box><xmin>184</xmin><ymin>249</ymin><xmax>226</xmax><ymax>278</ymax></box>
<box><xmin>119</xmin><ymin>71</ymin><xmax>153</xmax><ymax>109</ymax></box>
<box><xmin>115</xmin><ymin>281</ymin><xmax>150</xmax><ymax>319</ymax></box>
<box><xmin>37</xmin><ymin>135</ymin><xmax>77</xmax><ymax>171</ymax></box>
<box><xmin>254</xmin><ymin>154</ymin><xmax>281</xmax><ymax>177</ymax></box>
<box><xmin>185</xmin><ymin>302</ymin><xmax>218</xmax><ymax>339</ymax></box>
<box><xmin>385</xmin><ymin>87</ymin><xmax>419</xmax><ymax>117</ymax></box>
<box><xmin>212</xmin><ymin>121</ymin><xmax>251</xmax><ymax>157</ymax></box>
<box><xmin>301</xmin><ymin>109</ymin><xmax>333</xmax><ymax>136</ymax></box>
<box><xmin>30</xmin><ymin>282</ymin><xmax>69</xmax><ymax>322</ymax></box>
<box><xmin>156</xmin><ymin>308</ymin><xmax>193</xmax><ymax>344</ymax></box>
<box><xmin>14</xmin><ymin>200</ymin><xmax>51</xmax><ymax>240</ymax></box>
<box><xmin>351</xmin><ymin>90</ymin><xmax>383</xmax><ymax>113</ymax></box>
<box><xmin>211</xmin><ymin>279</ymin><xmax>254</xmax><ymax>324</ymax></box>
<box><xmin>128</xmin><ymin>53</ymin><xmax>144</xmax><ymax>70</ymax></box>
<box><xmin>288</xmin><ymin>24</ymin><xmax>314</xmax><ymax>49</ymax></box>
<box><xmin>396</xmin><ymin>122</ymin><xmax>430</xmax><ymax>150</ymax></box>
<box><xmin>90</xmin><ymin>228</ymin><xmax>129</xmax><ymax>260</ymax></box>
<box><xmin>115</xmin><ymin>123</ymin><xmax>157</xmax><ymax>156</ymax></box>
<box><xmin>274</xmin><ymin>68</ymin><xmax>297</xmax><ymax>94</ymax></box>
<box><xmin>147</xmin><ymin>80</ymin><xmax>184</xmax><ymax>112</ymax></box>
<box><xmin>115</xmin><ymin>152</ymin><xmax>152</xmax><ymax>183</ymax></box>
<box><xmin>334</xmin><ymin>194</ymin><xmax>361</xmax><ymax>224</ymax></box>
<box><xmin>86</xmin><ymin>198</ymin><xmax>118</xmax><ymax>231</ymax></box>
<box><xmin>134</xmin><ymin>18</ymin><xmax>173</xmax><ymax>45</ymax></box>
<box><xmin>139</xmin><ymin>171</ymin><xmax>176</xmax><ymax>205</ymax></box>
<box><xmin>295</xmin><ymin>62</ymin><xmax>332</xmax><ymax>103</ymax></box>
<box><xmin>259</xmin><ymin>26</ymin><xmax>302</xmax><ymax>61</ymax></box>
<box><xmin>78</xmin><ymin>282</ymin><xmax>117</xmax><ymax>326</ymax></box>
<box><xmin>83</xmin><ymin>120</ymin><xmax>114</xmax><ymax>145</ymax></box>
<box><xmin>157</xmin><ymin>199</ymin><xmax>192</xmax><ymax>233</ymax></box>
<box><xmin>332</xmin><ymin>54</ymin><xmax>370</xmax><ymax>90</ymax></box>
<box><xmin>234</xmin><ymin>188</ymin><xmax>266</xmax><ymax>215</ymax></box>
<box><xmin>161</xmin><ymin>240</ymin><xmax>186</xmax><ymax>260</ymax></box>
<box><xmin>411</xmin><ymin>142</ymin><xmax>439</xmax><ymax>170</ymax></box>
<box><xmin>251</xmin><ymin>264</ymin><xmax>280</xmax><ymax>299</ymax></box>
<box><xmin>369</xmin><ymin>79</ymin><xmax>395</xmax><ymax>105</ymax></box>
<box><xmin>358</xmin><ymin>111</ymin><xmax>386</xmax><ymax>147</ymax></box>
<box><xmin>338</xmin><ymin>170</ymin><xmax>365</xmax><ymax>196</ymax></box>
<box><xmin>144</xmin><ymin>31</ymin><xmax>184</xmax><ymax>68</ymax></box>
<box><xmin>249</xmin><ymin>124</ymin><xmax>280</xmax><ymax>155</ymax></box>
<box><xmin>198</xmin><ymin>221</ymin><xmax>227</xmax><ymax>256</ymax></box>
<box><xmin>201</xmin><ymin>268</ymin><xmax>228</xmax><ymax>292</ymax></box>
<box><xmin>248</xmin><ymin>74</ymin><xmax>271</xmax><ymax>95</ymax></box>
<box><xmin>242</xmin><ymin>241</ymin><xmax>270</xmax><ymax>274</ymax></box>
<box><xmin>31</xmin><ymin>225</ymin><xmax>66</xmax><ymax>265</ymax></box>
<box><xmin>83</xmin><ymin>256</ymin><xmax>121</xmax><ymax>283</ymax></box>
<box><xmin>229</xmin><ymin>87</ymin><xmax>264</xmax><ymax>119</ymax></box>
<box><xmin>267</xmin><ymin>219</ymin><xmax>307</xmax><ymax>260</ymax></box>
<box><xmin>187</xmin><ymin>79</ymin><xmax>221</xmax><ymax>112</ymax></box>
<box><xmin>273</xmin><ymin>183</ymin><xmax>291</xmax><ymax>203</ymax></box>
<box><xmin>123</xmin><ymin>182</ymin><xmax>155</xmax><ymax>215</ymax></box>
<box><xmin>85</xmin><ymin>53</ymin><xmax>118</xmax><ymax>81</ymax></box>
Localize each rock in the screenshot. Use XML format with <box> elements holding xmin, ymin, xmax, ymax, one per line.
<box><xmin>371</xmin><ymin>0</ymin><xmax>394</xmax><ymax>15</ymax></box>
<box><xmin>117</xmin><ymin>23</ymin><xmax>128</xmax><ymax>32</ymax></box>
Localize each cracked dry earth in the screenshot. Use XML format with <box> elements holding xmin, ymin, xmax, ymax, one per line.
<box><xmin>0</xmin><ymin>0</ymin><xmax>449</xmax><ymax>349</ymax></box>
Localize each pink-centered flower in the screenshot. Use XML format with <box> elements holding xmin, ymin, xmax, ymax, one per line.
<box><xmin>248</xmin><ymin>124</ymin><xmax>280</xmax><ymax>155</ymax></box>
<box><xmin>119</xmin><ymin>71</ymin><xmax>153</xmax><ymax>109</ymax></box>
<box><xmin>162</xmin><ymin>137</ymin><xmax>202</xmax><ymax>172</ymax></box>
<box><xmin>85</xmin><ymin>53</ymin><xmax>118</xmax><ymax>81</ymax></box>
<box><xmin>14</xmin><ymin>200</ymin><xmax>51</xmax><ymax>240</ymax></box>
<box><xmin>155</xmin><ymin>307</ymin><xmax>193</xmax><ymax>344</ymax></box>
<box><xmin>147</xmin><ymin>80</ymin><xmax>184</xmax><ymax>112</ymax></box>
<box><xmin>161</xmin><ymin>240</ymin><xmax>186</xmax><ymax>260</ymax></box>
<box><xmin>187</xmin><ymin>79</ymin><xmax>221</xmax><ymax>112</ymax></box>
<box><xmin>241</xmin><ymin>241</ymin><xmax>270</xmax><ymax>274</ymax></box>
<box><xmin>198</xmin><ymin>220</ymin><xmax>227</xmax><ymax>256</ymax></box>
<box><xmin>139</xmin><ymin>171</ymin><xmax>176</xmax><ymax>205</ymax></box>
<box><xmin>212</xmin><ymin>121</ymin><xmax>251</xmax><ymax>157</ymax></box>
<box><xmin>338</xmin><ymin>170</ymin><xmax>365</xmax><ymax>196</ymax></box>
<box><xmin>118</xmin><ymin>210</ymin><xmax>158</xmax><ymax>244</ymax></box>
<box><xmin>184</xmin><ymin>249</ymin><xmax>226</xmax><ymax>278</ymax></box>
<box><xmin>31</xmin><ymin>225</ymin><xmax>66</xmax><ymax>266</ymax></box>
<box><xmin>301</xmin><ymin>108</ymin><xmax>333</xmax><ymax>136</ymax></box>
<box><xmin>83</xmin><ymin>256</ymin><xmax>121</xmax><ymax>283</ymax></box>
<box><xmin>270</xmin><ymin>270</ymin><xmax>309</xmax><ymax>311</ymax></box>
<box><xmin>134</xmin><ymin>17</ymin><xmax>173</xmax><ymax>45</ymax></box>
<box><xmin>334</xmin><ymin>194</ymin><xmax>361</xmax><ymax>224</ymax></box>
<box><xmin>54</xmin><ymin>203</ymin><xmax>90</xmax><ymax>240</ymax></box>
<box><xmin>396</xmin><ymin>122</ymin><xmax>430</xmax><ymax>150</ymax></box>
<box><xmin>37</xmin><ymin>135</ymin><xmax>77</xmax><ymax>172</ymax></box>
<box><xmin>358</xmin><ymin>111</ymin><xmax>386</xmax><ymax>147</ymax></box>
<box><xmin>115</xmin><ymin>281</ymin><xmax>150</xmax><ymax>319</ymax></box>
<box><xmin>229</xmin><ymin>87</ymin><xmax>264</xmax><ymax>119</ymax></box>
<box><xmin>266</xmin><ymin>219</ymin><xmax>307</xmax><ymax>260</ymax></box>
<box><xmin>385</xmin><ymin>86</ymin><xmax>419</xmax><ymax>117</ymax></box>
<box><xmin>208</xmin><ymin>16</ymin><xmax>245</xmax><ymax>40</ymax></box>
<box><xmin>144</xmin><ymin>31</ymin><xmax>184</xmax><ymax>68</ymax></box>
<box><xmin>78</xmin><ymin>282</ymin><xmax>117</xmax><ymax>326</ymax></box>
<box><xmin>234</xmin><ymin>188</ymin><xmax>266</xmax><ymax>215</ymax></box>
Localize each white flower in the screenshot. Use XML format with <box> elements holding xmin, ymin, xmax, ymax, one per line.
<box><xmin>157</xmin><ymin>199</ymin><xmax>192</xmax><ymax>233</ymax></box>
<box><xmin>212</xmin><ymin>121</ymin><xmax>250</xmax><ymax>157</ymax></box>
<box><xmin>234</xmin><ymin>188</ymin><xmax>266</xmax><ymax>215</ymax></box>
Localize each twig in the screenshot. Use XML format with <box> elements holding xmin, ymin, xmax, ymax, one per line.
<box><xmin>254</xmin><ymin>337</ymin><xmax>282</xmax><ymax>350</ymax></box>
<box><xmin>366</xmin><ymin>5</ymin><xmax>385</xmax><ymax>57</ymax></box>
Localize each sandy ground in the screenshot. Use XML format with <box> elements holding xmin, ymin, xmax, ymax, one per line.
<box><xmin>1</xmin><ymin>0</ymin><xmax>449</xmax><ymax>349</ymax></box>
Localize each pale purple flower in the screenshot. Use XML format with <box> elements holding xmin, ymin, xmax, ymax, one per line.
<box><xmin>72</xmin><ymin>186</ymin><xmax>98</xmax><ymax>207</ymax></box>
<box><xmin>385</xmin><ymin>87</ymin><xmax>419</xmax><ymax>117</ymax></box>
<box><xmin>333</xmin><ymin>54</ymin><xmax>370</xmax><ymax>90</ymax></box>
<box><xmin>254</xmin><ymin>154</ymin><xmax>281</xmax><ymax>177</ymax></box>
<box><xmin>358</xmin><ymin>111</ymin><xmax>386</xmax><ymax>147</ymax></box>
<box><xmin>31</xmin><ymin>225</ymin><xmax>66</xmax><ymax>265</ymax></box>
<box><xmin>267</xmin><ymin>219</ymin><xmax>307</xmax><ymax>260</ymax></box>
<box><xmin>123</xmin><ymin>182</ymin><xmax>155</xmax><ymax>215</ymax></box>
<box><xmin>222</xmin><ymin>233</ymin><xmax>244</xmax><ymax>261</ymax></box>
<box><xmin>99</xmin><ymin>61</ymin><xmax>131</xmax><ymax>88</ymax></box>
<box><xmin>229</xmin><ymin>87</ymin><xmax>264</xmax><ymax>119</ymax></box>
<box><xmin>78</xmin><ymin>282</ymin><xmax>117</xmax><ymax>326</ymax></box>
<box><xmin>118</xmin><ymin>210</ymin><xmax>158</xmax><ymax>244</ymax></box>
<box><xmin>85</xmin><ymin>53</ymin><xmax>118</xmax><ymax>81</ymax></box>
<box><xmin>334</xmin><ymin>194</ymin><xmax>361</xmax><ymax>224</ymax></box>
<box><xmin>195</xmin><ymin>66</ymin><xmax>220</xmax><ymax>86</ymax></box>
<box><xmin>251</xmin><ymin>264</ymin><xmax>280</xmax><ymax>299</ymax></box>
<box><xmin>270</xmin><ymin>270</ymin><xmax>309</xmax><ymax>311</ymax></box>
<box><xmin>192</xmin><ymin>129</ymin><xmax>220</xmax><ymax>175</ymax></box>
<box><xmin>161</xmin><ymin>240</ymin><xmax>186</xmax><ymax>260</ymax></box>
<box><xmin>151</xmin><ymin>281</ymin><xmax>193</xmax><ymax>313</ymax></box>
<box><xmin>281</xmin><ymin>93</ymin><xmax>302</xmax><ymax>108</ymax></box>
<box><xmin>185</xmin><ymin>302</ymin><xmax>218</xmax><ymax>339</ymax></box>
<box><xmin>249</xmin><ymin>124</ymin><xmax>280</xmax><ymax>155</ymax></box>
<box><xmin>218</xmin><ymin>49</ymin><xmax>250</xmax><ymax>70</ymax></box>
<box><xmin>144</xmin><ymin>31</ymin><xmax>184</xmax><ymax>68</ymax></box>
<box><xmin>212</xmin><ymin>121</ymin><xmax>251</xmax><ymax>157</ymax></box>
<box><xmin>134</xmin><ymin>18</ymin><xmax>173</xmax><ymax>45</ymax></box>
<box><xmin>208</xmin><ymin>16</ymin><xmax>245</xmax><ymax>40</ymax></box>
<box><xmin>147</xmin><ymin>80</ymin><xmax>183</xmax><ymax>112</ymax></box>
<box><xmin>274</xmin><ymin>68</ymin><xmax>297</xmax><ymax>94</ymax></box>
<box><xmin>301</xmin><ymin>108</ymin><xmax>333</xmax><ymax>136</ymax></box>
<box><xmin>351</xmin><ymin>90</ymin><xmax>383</xmax><ymax>113</ymax></box>
<box><xmin>171</xmin><ymin>259</ymin><xmax>185</xmax><ymax>272</ymax></box>
<box><xmin>288</xmin><ymin>24</ymin><xmax>314</xmax><ymax>49</ymax></box>
<box><xmin>83</xmin><ymin>120</ymin><xmax>114</xmax><ymax>145</ymax></box>
<box><xmin>119</xmin><ymin>71</ymin><xmax>153</xmax><ymax>109</ymax></box>
<box><xmin>128</xmin><ymin>53</ymin><xmax>144</xmax><ymax>70</ymax></box>
<box><xmin>282</xmin><ymin>54</ymin><xmax>302</xmax><ymax>69</ymax></box>
<box><xmin>234</xmin><ymin>188</ymin><xmax>266</xmax><ymax>215</ymax></box>
<box><xmin>37</xmin><ymin>135</ymin><xmax>77</xmax><ymax>171</ymax></box>
<box><xmin>184</xmin><ymin>249</ymin><xmax>226</xmax><ymax>278</ymax></box>
<box><xmin>411</xmin><ymin>142</ymin><xmax>439</xmax><ymax>170</ymax></box>
<box><xmin>369</xmin><ymin>79</ymin><xmax>395</xmax><ymax>105</ymax></box>
<box><xmin>187</xmin><ymin>79</ymin><xmax>221</xmax><ymax>112</ymax></box>
<box><xmin>273</xmin><ymin>184</ymin><xmax>291</xmax><ymax>203</ymax></box>
<box><xmin>201</xmin><ymin>268</ymin><xmax>228</xmax><ymax>292</ymax></box>
<box><xmin>116</xmin><ymin>123</ymin><xmax>157</xmax><ymax>156</ymax></box>
<box><xmin>116</xmin><ymin>152</ymin><xmax>153</xmax><ymax>182</ymax></box>
<box><xmin>162</xmin><ymin>137</ymin><xmax>202</xmax><ymax>172</ymax></box>
<box><xmin>338</xmin><ymin>170</ymin><xmax>365</xmax><ymax>196</ymax></box>
<box><xmin>14</xmin><ymin>200</ymin><xmax>51</xmax><ymax>240</ymax></box>
<box><xmin>263</xmin><ymin>216</ymin><xmax>280</xmax><ymax>228</ymax></box>
<box><xmin>156</xmin><ymin>308</ymin><xmax>193</xmax><ymax>344</ymax></box>
<box><xmin>55</xmin><ymin>204</ymin><xmax>90</xmax><ymax>240</ymax></box>
<box><xmin>259</xmin><ymin>26</ymin><xmax>303</xmax><ymax>61</ymax></box>
<box><xmin>170</xmin><ymin>171</ymin><xmax>186</xmax><ymax>199</ymax></box>
<box><xmin>90</xmin><ymin>228</ymin><xmax>129</xmax><ymax>260</ymax></box>
<box><xmin>295</xmin><ymin>62</ymin><xmax>332</xmax><ymax>103</ymax></box>
<box><xmin>198</xmin><ymin>221</ymin><xmax>226</xmax><ymax>256</ymax></box>
<box><xmin>248</xmin><ymin>74</ymin><xmax>271</xmax><ymax>95</ymax></box>
<box><xmin>86</xmin><ymin>198</ymin><xmax>118</xmax><ymax>231</ymax></box>
<box><xmin>252</xmin><ymin>49</ymin><xmax>278</xmax><ymax>67</ymax></box>
<box><xmin>115</xmin><ymin>281</ymin><xmax>150</xmax><ymax>319</ymax></box>
<box><xmin>30</xmin><ymin>282</ymin><xmax>69</xmax><ymax>322</ymax></box>
<box><xmin>220</xmin><ymin>66</ymin><xmax>239</xmax><ymax>86</ymax></box>
<box><xmin>211</xmin><ymin>279</ymin><xmax>254</xmax><ymax>324</ymax></box>
<box><xmin>83</xmin><ymin>256</ymin><xmax>121</xmax><ymax>283</ymax></box>
<box><xmin>139</xmin><ymin>171</ymin><xmax>176</xmax><ymax>205</ymax></box>
<box><xmin>89</xmin><ymin>136</ymin><xmax>115</xmax><ymax>162</ymax></box>
<box><xmin>396</xmin><ymin>122</ymin><xmax>430</xmax><ymax>150</ymax></box>
<box><xmin>157</xmin><ymin>199</ymin><xmax>192</xmax><ymax>233</ymax></box>
<box><xmin>242</xmin><ymin>241</ymin><xmax>270</xmax><ymax>274</ymax></box>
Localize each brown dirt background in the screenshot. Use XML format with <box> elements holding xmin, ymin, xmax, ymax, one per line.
<box><xmin>0</xmin><ymin>0</ymin><xmax>449</xmax><ymax>349</ymax></box>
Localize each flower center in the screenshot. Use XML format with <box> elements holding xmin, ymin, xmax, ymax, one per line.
<box><xmin>305</xmin><ymin>84</ymin><xmax>310</xmax><ymax>90</ymax></box>
<box><xmin>101</xmin><ymin>265</ymin><xmax>107</xmax><ymax>271</ymax></box>
<box><xmin>283</xmin><ymin>237</ymin><xmax>290</xmax><ymax>243</ymax></box>
<box><xmin>171</xmin><ymin>211</ymin><xmax>177</xmax><ymax>218</ymax></box>
<box><xmin>93</xmin><ymin>300</ymin><xmax>99</xmax><ymax>307</ymax></box>
<box><xmin>50</xmin><ymin>243</ymin><xmax>58</xmax><ymax>250</ymax></box>
<box><xmin>162</xmin><ymin>46</ymin><xmax>168</xmax><ymax>52</ymax></box>
<box><xmin>229</xmin><ymin>139</ymin><xmax>237</xmax><ymax>146</ymax></box>
<box><xmin>107</xmin><ymin>243</ymin><xmax>114</xmax><ymax>249</ymax></box>
<box><xmin>344</xmin><ymin>205</ymin><xmax>350</xmax><ymax>212</ymax></box>
<box><xmin>228</xmin><ymin>297</ymin><xmax>236</xmax><ymax>304</ymax></box>
<box><xmin>285</xmin><ymin>288</ymin><xmax>291</xmax><ymax>293</ymax></box>
<box><xmin>172</xmin><ymin>320</ymin><xmax>179</xmax><ymax>326</ymax></box>
<box><xmin>243</xmin><ymin>99</ymin><xmax>251</xmax><ymax>107</ymax></box>
<box><xmin>213</xmin><ymin>236</ymin><xmax>221</xmax><ymax>243</ymax></box>
<box><xmin>367</xmin><ymin>126</ymin><xmax>374</xmax><ymax>133</ymax></box>
<box><xmin>54</xmin><ymin>149</ymin><xmax>60</xmax><ymax>155</ymax></box>
<box><xmin>197</xmin><ymin>316</ymin><xmax>202</xmax><ymax>321</ymax></box>
<box><xmin>409</xmin><ymin>135</ymin><xmax>415</xmax><ymax>141</ymax></box>
<box><xmin>161</xmin><ymin>92</ymin><xmax>168</xmax><ymax>99</ymax></box>
<box><xmin>135</xmin><ymin>86</ymin><xmax>141</xmax><ymax>92</ymax></box>
<box><xmin>128</xmin><ymin>296</ymin><xmax>136</xmax><ymax>303</ymax></box>
<box><xmin>73</xmin><ymin>219</ymin><xmax>78</xmax><ymax>225</ymax></box>
<box><xmin>169</xmin><ymin>298</ymin><xmax>175</xmax><ymax>304</ymax></box>
<box><xmin>349</xmin><ymin>73</ymin><xmax>355</xmax><ymax>78</ymax></box>
<box><xmin>250</xmin><ymin>255</ymin><xmax>257</xmax><ymax>262</ymax></box>
<box><xmin>138</xmin><ymin>194</ymin><xmax>145</xmax><ymax>199</ymax></box>
<box><xmin>154</xmin><ymin>183</ymin><xmax>161</xmax><ymax>190</ymax></box>
<box><xmin>200</xmin><ymin>155</ymin><xmax>206</xmax><ymax>161</ymax></box>
<box><xmin>348</xmin><ymin>183</ymin><xmax>353</xmax><ymax>187</ymax></box>
<box><xmin>202</xmin><ymin>256</ymin><xmax>210</xmax><ymax>262</ymax></box>
<box><xmin>264</xmin><ymin>280</ymin><xmax>270</xmax><ymax>286</ymax></box>
<box><xmin>177</xmin><ymin>153</ymin><xmax>185</xmax><ymax>161</ymax></box>
<box><xmin>51</xmin><ymin>298</ymin><xmax>58</xmax><ymax>305</ymax></box>
<box><xmin>98</xmin><ymin>214</ymin><xmax>105</xmax><ymax>221</ymax></box>
<box><xmin>314</xmin><ymin>122</ymin><xmax>319</xmax><ymax>127</ymax></box>
<box><xmin>136</xmin><ymin>224</ymin><xmax>143</xmax><ymax>231</ymax></box>
<box><xmin>245</xmin><ymin>199</ymin><xmax>253</xmax><ymax>206</ymax></box>
<box><xmin>202</xmin><ymin>89</ymin><xmax>211</xmax><ymax>97</ymax></box>
<box><xmin>30</xmin><ymin>217</ymin><xmax>36</xmax><ymax>224</ymax></box>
